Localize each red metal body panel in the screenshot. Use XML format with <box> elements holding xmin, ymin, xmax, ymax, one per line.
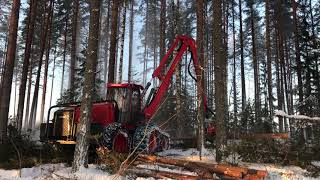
<box><xmin>143</xmin><ymin>35</ymin><xmax>208</xmax><ymax>119</ymax></box>
<box><xmin>206</xmin><ymin>126</ymin><xmax>216</xmax><ymax>135</ymax></box>
<box><xmin>74</xmin><ymin>102</ymin><xmax>116</xmax><ymax>126</ymax></box>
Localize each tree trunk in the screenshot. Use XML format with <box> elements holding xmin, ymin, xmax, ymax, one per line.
<box><xmin>39</xmin><ymin>1</ymin><xmax>54</xmax><ymax>124</ymax></box>
<box><xmin>275</xmin><ymin>34</ymin><xmax>283</xmax><ymax>132</ymax></box>
<box><xmin>0</xmin><ymin>35</ymin><xmax>8</xmax><ymax>83</ymax></box>
<box><xmin>238</xmin><ymin>0</ymin><xmax>246</xmax><ymax>113</ymax></box>
<box><xmin>0</xmin><ymin>0</ymin><xmax>20</xmax><ymax>141</ymax></box>
<box><xmin>103</xmin><ymin>1</ymin><xmax>111</xmax><ymax>86</ymax></box>
<box><xmin>72</xmin><ymin>0</ymin><xmax>101</xmax><ymax>172</ymax></box>
<box><xmin>113</xmin><ymin>6</ymin><xmax>122</xmax><ymax>82</ymax></box>
<box><xmin>159</xmin><ymin>0</ymin><xmax>166</xmax><ymax>61</ymax></box>
<box><xmin>173</xmin><ymin>0</ymin><xmax>183</xmax><ymax>138</ymax></box>
<box><xmin>60</xmin><ymin>12</ymin><xmax>68</xmax><ymax>97</ymax></box>
<box><xmin>308</xmin><ymin>0</ymin><xmax>319</xmax><ymax>110</ymax></box>
<box><xmin>24</xmin><ymin>63</ymin><xmax>33</xmax><ymax>129</ymax></box>
<box><xmin>265</xmin><ymin>0</ymin><xmax>273</xmax><ymax>124</ymax></box>
<box><xmin>213</xmin><ymin>0</ymin><xmax>226</xmax><ymax>162</ymax></box>
<box><xmin>70</xmin><ymin>0</ymin><xmax>79</xmax><ymax>99</ymax></box>
<box><xmin>29</xmin><ymin>0</ymin><xmax>52</xmax><ymax>129</ymax></box>
<box><xmin>232</xmin><ymin>1</ymin><xmax>237</xmax><ymax>127</ymax></box>
<box><xmin>196</xmin><ymin>0</ymin><xmax>205</xmax><ymax>159</ymax></box>
<box><xmin>49</xmin><ymin>48</ymin><xmax>57</xmax><ymax>108</ymax></box>
<box><xmin>142</xmin><ymin>1</ymin><xmax>149</xmax><ymax>87</ymax></box>
<box><xmin>291</xmin><ymin>0</ymin><xmax>303</xmax><ymax>106</ymax></box>
<box><xmin>276</xmin><ymin>0</ymin><xmax>285</xmax><ymax>132</ymax></box>
<box><xmin>223</xmin><ymin>0</ymin><xmax>229</xmax><ymax>130</ymax></box>
<box><xmin>13</xmin><ymin>73</ymin><xmax>18</xmax><ymax>126</ymax></box>
<box><xmin>117</xmin><ymin>1</ymin><xmax>126</xmax><ymax>83</ymax></box>
<box><xmin>249</xmin><ymin>1</ymin><xmax>260</xmax><ymax>129</ymax></box>
<box><xmin>17</xmin><ymin>0</ymin><xmax>37</xmax><ymax>132</ymax></box>
<box><xmin>284</xmin><ymin>40</ymin><xmax>292</xmax><ymax>131</ymax></box>
<box><xmin>107</xmin><ymin>0</ymin><xmax>120</xmax><ymax>84</ymax></box>
<box><xmin>128</xmin><ymin>0</ymin><xmax>134</xmax><ymax>83</ymax></box>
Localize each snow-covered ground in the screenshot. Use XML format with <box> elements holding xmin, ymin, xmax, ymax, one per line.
<box><xmin>1</xmin><ymin>149</ymin><xmax>319</xmax><ymax>180</ymax></box>
<box><xmin>0</xmin><ymin>164</ymin><xmax>118</xmax><ymax>180</ymax></box>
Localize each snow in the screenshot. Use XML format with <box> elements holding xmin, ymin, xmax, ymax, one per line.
<box><xmin>311</xmin><ymin>161</ymin><xmax>320</xmax><ymax>168</ymax></box>
<box><xmin>243</xmin><ymin>163</ymin><xmax>319</xmax><ymax>180</ymax></box>
<box><xmin>0</xmin><ymin>164</ymin><xmax>122</xmax><ymax>180</ymax></box>
<box><xmin>137</xmin><ymin>164</ymin><xmax>197</xmax><ymax>176</ymax></box>
<box><xmin>0</xmin><ymin>163</ymin><xmax>65</xmax><ymax>180</ymax></box>
<box><xmin>157</xmin><ymin>148</ymin><xmax>216</xmax><ymax>162</ymax></box>
<box><xmin>275</xmin><ymin>110</ymin><xmax>320</xmax><ymax>122</ymax></box>
<box><xmin>158</xmin><ymin>149</ymin><xmax>319</xmax><ymax>180</ymax></box>
<box><xmin>1</xmin><ymin>148</ymin><xmax>319</xmax><ymax>180</ymax></box>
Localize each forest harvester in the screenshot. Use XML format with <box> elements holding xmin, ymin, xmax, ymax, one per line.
<box><xmin>40</xmin><ymin>35</ymin><xmax>215</xmax><ymax>153</ymax></box>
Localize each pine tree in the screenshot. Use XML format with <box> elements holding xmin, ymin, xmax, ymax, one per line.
<box><xmin>265</xmin><ymin>0</ymin><xmax>273</xmax><ymax>123</ymax></box>
<box><xmin>117</xmin><ymin>0</ymin><xmax>126</xmax><ymax>83</ymax></box>
<box><xmin>213</xmin><ymin>0</ymin><xmax>227</xmax><ymax>162</ymax></box>
<box><xmin>0</xmin><ymin>1</ymin><xmax>11</xmax><ymax>79</ymax></box>
<box><xmin>245</xmin><ymin>0</ymin><xmax>261</xmax><ymax>128</ymax></box>
<box><xmin>238</xmin><ymin>0</ymin><xmax>246</xmax><ymax>114</ymax></box>
<box><xmin>102</xmin><ymin>1</ymin><xmax>111</xmax><ymax>85</ymax></box>
<box><xmin>70</xmin><ymin>0</ymin><xmax>80</xmax><ymax>100</ymax></box>
<box><xmin>0</xmin><ymin>0</ymin><xmax>20</xmax><ymax>141</ymax></box>
<box><xmin>60</xmin><ymin>10</ymin><xmax>69</xmax><ymax>97</ymax></box>
<box><xmin>292</xmin><ymin>0</ymin><xmax>304</xmax><ymax>112</ymax></box>
<box><xmin>39</xmin><ymin>0</ymin><xmax>54</xmax><ymax>126</ymax></box>
<box><xmin>128</xmin><ymin>0</ymin><xmax>134</xmax><ymax>83</ymax></box>
<box><xmin>159</xmin><ymin>0</ymin><xmax>166</xmax><ymax>60</ymax></box>
<box><xmin>16</xmin><ymin>0</ymin><xmax>37</xmax><ymax>132</ymax></box>
<box><xmin>107</xmin><ymin>0</ymin><xmax>121</xmax><ymax>84</ymax></box>
<box><xmin>231</xmin><ymin>0</ymin><xmax>238</xmax><ymax>128</ymax></box>
<box><xmin>28</xmin><ymin>0</ymin><xmax>53</xmax><ymax>129</ymax></box>
<box><xmin>196</xmin><ymin>0</ymin><xmax>205</xmax><ymax>158</ymax></box>
<box><xmin>72</xmin><ymin>0</ymin><xmax>101</xmax><ymax>172</ymax></box>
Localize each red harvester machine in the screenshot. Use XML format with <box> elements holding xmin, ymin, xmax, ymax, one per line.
<box><xmin>40</xmin><ymin>35</ymin><xmax>215</xmax><ymax>153</ymax></box>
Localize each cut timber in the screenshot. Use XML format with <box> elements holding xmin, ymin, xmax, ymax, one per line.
<box><xmin>240</xmin><ymin>133</ymin><xmax>289</xmax><ymax>140</ymax></box>
<box><xmin>125</xmin><ymin>168</ymin><xmax>201</xmax><ymax>180</ymax></box>
<box><xmin>138</xmin><ymin>154</ymin><xmax>213</xmax><ymax>179</ymax></box>
<box><xmin>254</xmin><ymin>133</ymin><xmax>289</xmax><ymax>139</ymax></box>
<box><xmin>138</xmin><ymin>154</ymin><xmax>267</xmax><ymax>179</ymax></box>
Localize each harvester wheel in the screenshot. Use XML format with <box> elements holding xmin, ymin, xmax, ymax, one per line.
<box><xmin>148</xmin><ymin>130</ymin><xmax>158</xmax><ymax>153</ymax></box>
<box><xmin>133</xmin><ymin>125</ymin><xmax>160</xmax><ymax>154</ymax></box>
<box><xmin>159</xmin><ymin>134</ymin><xmax>170</xmax><ymax>151</ymax></box>
<box><xmin>100</xmin><ymin>123</ymin><xmax>121</xmax><ymax>149</ymax></box>
<box><xmin>112</xmin><ymin>130</ymin><xmax>130</xmax><ymax>153</ymax></box>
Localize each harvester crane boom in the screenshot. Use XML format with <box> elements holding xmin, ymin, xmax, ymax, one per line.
<box><xmin>143</xmin><ymin>35</ymin><xmax>208</xmax><ymax>119</ymax></box>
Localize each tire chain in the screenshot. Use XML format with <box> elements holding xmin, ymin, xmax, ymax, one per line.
<box><xmin>100</xmin><ymin>122</ymin><xmax>121</xmax><ymax>149</ymax></box>
<box><xmin>133</xmin><ymin>124</ymin><xmax>170</xmax><ymax>153</ymax></box>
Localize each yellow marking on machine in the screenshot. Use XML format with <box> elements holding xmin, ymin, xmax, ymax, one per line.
<box><xmin>56</xmin><ymin>140</ymin><xmax>77</xmax><ymax>144</ymax></box>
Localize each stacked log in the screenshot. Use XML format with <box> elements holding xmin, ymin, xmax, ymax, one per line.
<box><xmin>130</xmin><ymin>154</ymin><xmax>268</xmax><ymax>179</ymax></box>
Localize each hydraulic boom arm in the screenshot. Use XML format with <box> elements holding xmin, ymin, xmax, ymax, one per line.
<box><xmin>143</xmin><ymin>35</ymin><xmax>208</xmax><ymax>119</ymax></box>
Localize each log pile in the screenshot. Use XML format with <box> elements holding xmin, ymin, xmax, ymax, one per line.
<box><xmin>122</xmin><ymin>154</ymin><xmax>268</xmax><ymax>180</ymax></box>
